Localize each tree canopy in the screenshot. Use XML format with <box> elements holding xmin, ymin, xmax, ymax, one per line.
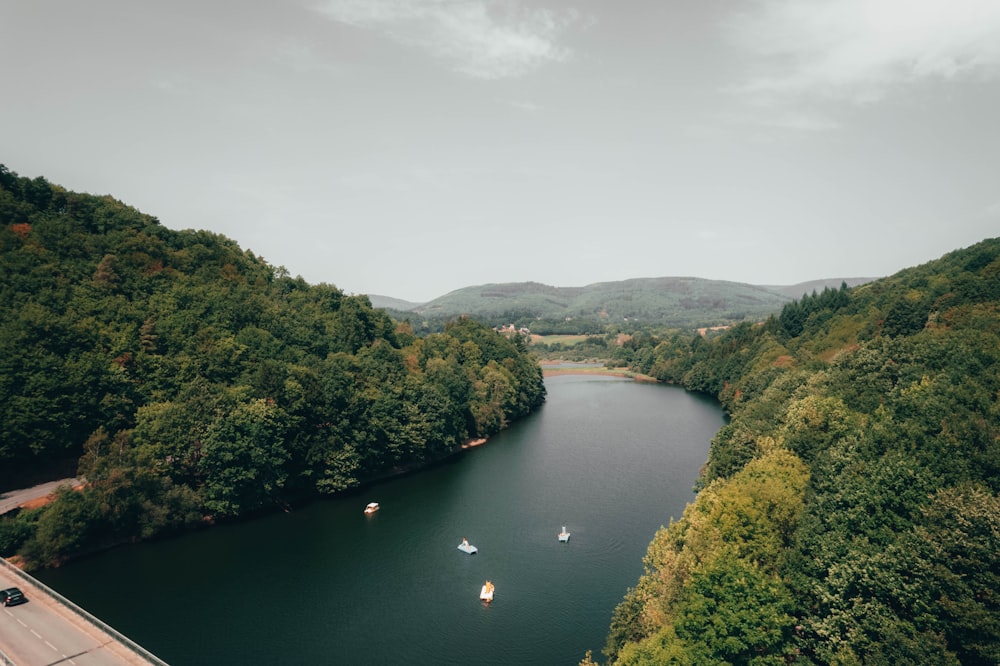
<box><xmin>599</xmin><ymin>237</ymin><xmax>1000</xmax><ymax>664</ymax></box>
<box><xmin>0</xmin><ymin>165</ymin><xmax>545</xmax><ymax>567</ymax></box>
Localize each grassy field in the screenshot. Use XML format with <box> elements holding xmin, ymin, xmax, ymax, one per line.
<box><xmin>528</xmin><ymin>334</ymin><xmax>608</xmax><ymax>363</ymax></box>
<box><xmin>530</xmin><ymin>335</ymin><xmax>658</xmax><ymax>381</ymax></box>
<box><xmin>538</xmin><ymin>361</ymin><xmax>657</xmax><ymax>382</ymax></box>
<box><xmin>529</xmin><ymin>334</ymin><xmax>590</xmax><ymax>346</ymax></box>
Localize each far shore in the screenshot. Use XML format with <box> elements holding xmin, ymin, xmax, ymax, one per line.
<box><xmin>539</xmin><ymin>361</ymin><xmax>658</xmax><ymax>382</ymax></box>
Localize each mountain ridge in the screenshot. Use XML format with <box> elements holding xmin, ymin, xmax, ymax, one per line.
<box><xmin>368</xmin><ymin>276</ymin><xmax>878</xmax><ymax>330</ymax></box>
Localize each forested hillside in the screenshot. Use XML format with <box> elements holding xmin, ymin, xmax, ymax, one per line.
<box><xmin>594</xmin><ymin>238</ymin><xmax>1000</xmax><ymax>665</ymax></box>
<box><xmin>0</xmin><ymin>165</ymin><xmax>545</xmax><ymax>567</ymax></box>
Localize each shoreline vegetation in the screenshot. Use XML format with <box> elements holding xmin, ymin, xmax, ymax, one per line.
<box><xmin>2</xmin><ymin>362</ymin><xmax>649</xmax><ymax>569</ymax></box>
<box><xmin>6</xmin><ymin>438</ymin><xmax>501</xmax><ymax>520</ymax></box>
<box><xmin>3</xmin><ymin>435</ymin><xmax>496</xmax><ymax>571</ymax></box>
<box><xmin>2</xmin><ymin>363</ymin><xmax>645</xmax><ymax>539</ymax></box>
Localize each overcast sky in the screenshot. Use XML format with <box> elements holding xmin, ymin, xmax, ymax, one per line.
<box><xmin>3</xmin><ymin>1</ymin><xmax>999</xmax><ymax>302</ymax></box>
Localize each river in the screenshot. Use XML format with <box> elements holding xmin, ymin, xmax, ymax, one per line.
<box><xmin>36</xmin><ymin>375</ymin><xmax>725</xmax><ymax>665</ymax></box>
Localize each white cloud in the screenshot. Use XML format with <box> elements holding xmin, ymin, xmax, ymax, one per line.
<box><xmin>312</xmin><ymin>0</ymin><xmax>578</xmax><ymax>79</ymax></box>
<box><xmin>727</xmin><ymin>0</ymin><xmax>1000</xmax><ymax>104</ymax></box>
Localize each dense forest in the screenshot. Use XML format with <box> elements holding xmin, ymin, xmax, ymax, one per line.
<box><xmin>588</xmin><ymin>238</ymin><xmax>1000</xmax><ymax>664</ymax></box>
<box><xmin>0</xmin><ymin>165</ymin><xmax>545</xmax><ymax>568</ymax></box>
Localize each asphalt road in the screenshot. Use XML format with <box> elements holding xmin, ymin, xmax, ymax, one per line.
<box><xmin>1</xmin><ymin>480</ymin><xmax>166</xmax><ymax>664</ymax></box>
<box><xmin>0</xmin><ymin>565</ymin><xmax>153</xmax><ymax>665</ymax></box>
<box><xmin>0</xmin><ymin>479</ymin><xmax>80</xmax><ymax>515</ymax></box>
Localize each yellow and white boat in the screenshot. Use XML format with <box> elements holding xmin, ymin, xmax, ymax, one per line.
<box><xmin>480</xmin><ymin>580</ymin><xmax>495</xmax><ymax>603</ymax></box>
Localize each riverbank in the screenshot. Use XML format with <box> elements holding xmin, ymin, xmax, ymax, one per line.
<box><xmin>5</xmin><ymin>439</ymin><xmax>500</xmax><ymax>570</ymax></box>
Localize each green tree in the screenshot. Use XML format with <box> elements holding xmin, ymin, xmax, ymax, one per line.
<box><xmin>673</xmin><ymin>553</ymin><xmax>796</xmax><ymax>665</ymax></box>
<box><xmin>199</xmin><ymin>396</ymin><xmax>291</xmax><ymax>516</ymax></box>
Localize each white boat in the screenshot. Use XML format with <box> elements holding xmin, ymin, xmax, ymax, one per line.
<box><xmin>458</xmin><ymin>538</ymin><xmax>478</xmax><ymax>554</ymax></box>
<box><xmin>364</xmin><ymin>502</ymin><xmax>380</xmax><ymax>515</ymax></box>
<box><xmin>558</xmin><ymin>526</ymin><xmax>570</xmax><ymax>542</ymax></box>
<box><xmin>480</xmin><ymin>580</ymin><xmax>495</xmax><ymax>602</ymax></box>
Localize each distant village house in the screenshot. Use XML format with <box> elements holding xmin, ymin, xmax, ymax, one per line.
<box><xmin>495</xmin><ymin>323</ymin><xmax>531</xmax><ymax>336</ymax></box>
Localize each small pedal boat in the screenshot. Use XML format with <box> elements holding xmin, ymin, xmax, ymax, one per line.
<box><xmin>458</xmin><ymin>538</ymin><xmax>478</xmax><ymax>554</ymax></box>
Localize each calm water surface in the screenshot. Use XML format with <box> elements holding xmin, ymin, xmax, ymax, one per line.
<box><xmin>37</xmin><ymin>376</ymin><xmax>724</xmax><ymax>665</ymax></box>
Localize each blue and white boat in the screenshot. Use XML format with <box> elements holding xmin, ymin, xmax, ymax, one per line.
<box><xmin>558</xmin><ymin>526</ymin><xmax>571</xmax><ymax>542</ymax></box>
<box><xmin>458</xmin><ymin>538</ymin><xmax>478</xmax><ymax>554</ymax></box>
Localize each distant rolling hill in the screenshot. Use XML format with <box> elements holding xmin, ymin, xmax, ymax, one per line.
<box><xmin>370</xmin><ymin>276</ymin><xmax>878</xmax><ymax>333</ymax></box>
<box><xmin>367</xmin><ymin>294</ymin><xmax>425</xmax><ymax>311</ymax></box>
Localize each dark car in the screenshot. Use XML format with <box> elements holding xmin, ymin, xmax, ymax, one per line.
<box><xmin>1</xmin><ymin>587</ymin><xmax>27</xmax><ymax>606</ymax></box>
